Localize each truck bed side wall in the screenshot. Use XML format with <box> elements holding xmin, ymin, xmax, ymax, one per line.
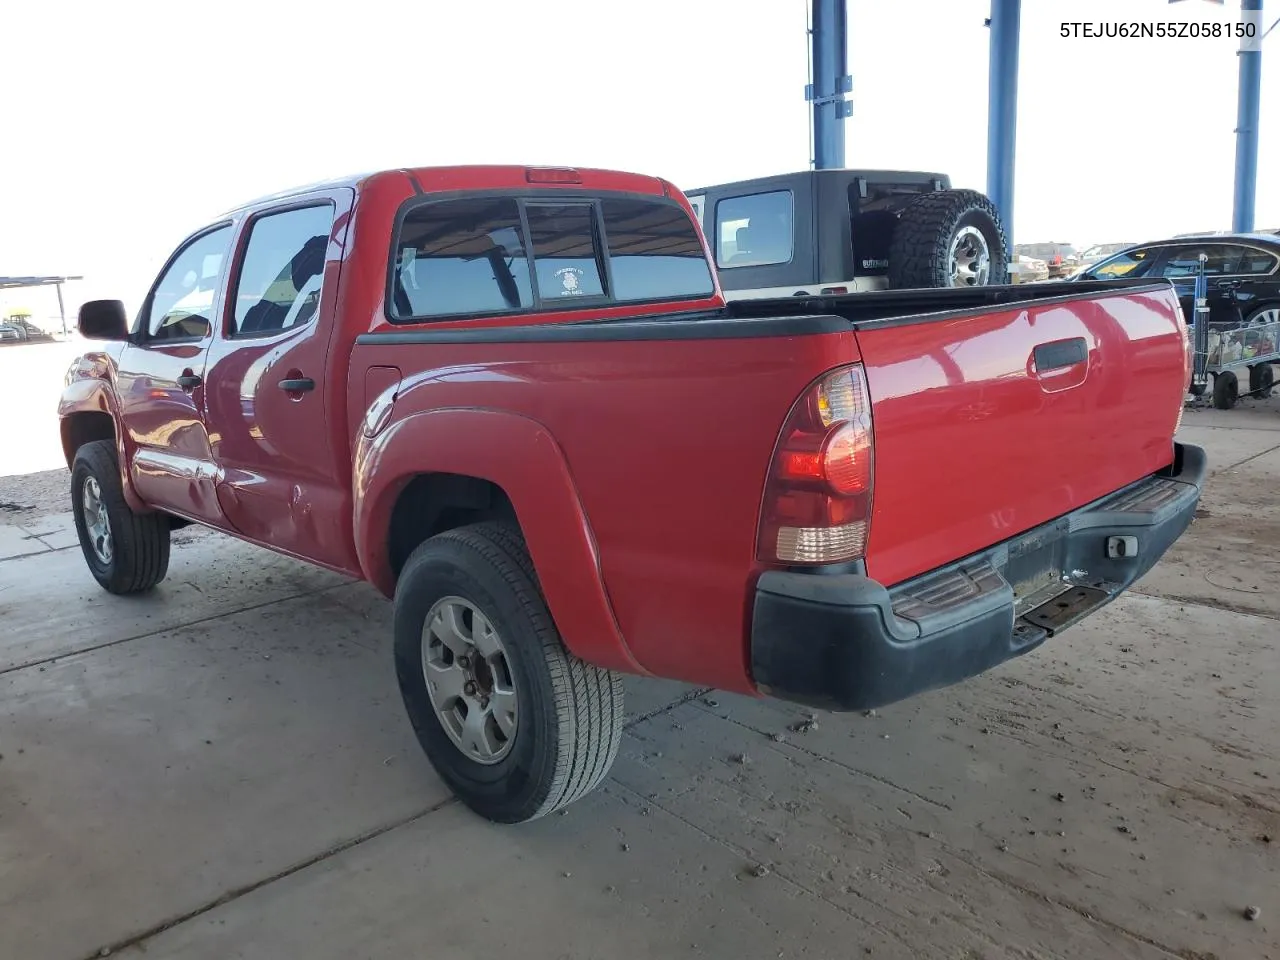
<box><xmin>349</xmin><ymin>327</ymin><xmax>859</xmax><ymax>692</ymax></box>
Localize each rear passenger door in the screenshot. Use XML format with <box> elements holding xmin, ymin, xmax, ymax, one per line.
<box><xmin>201</xmin><ymin>191</ymin><xmax>356</xmax><ymax>570</ymax></box>
<box><xmin>1154</xmin><ymin>244</ymin><xmax>1248</xmax><ymax>326</ymax></box>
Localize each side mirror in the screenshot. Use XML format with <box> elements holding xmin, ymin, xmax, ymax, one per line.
<box><xmin>78</xmin><ymin>300</ymin><xmax>130</xmax><ymax>341</ymax></box>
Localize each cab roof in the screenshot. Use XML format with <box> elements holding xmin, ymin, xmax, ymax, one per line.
<box><xmin>220</xmin><ymin>165</ymin><xmax>673</xmax><ymax>217</ymax></box>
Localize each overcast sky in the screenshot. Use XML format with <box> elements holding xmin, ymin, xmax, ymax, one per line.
<box><xmin>1</xmin><ymin>0</ymin><xmax>1275</xmax><ymax>319</ymax></box>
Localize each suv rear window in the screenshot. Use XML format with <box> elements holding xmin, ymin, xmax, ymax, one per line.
<box><xmin>391</xmin><ymin>195</ymin><xmax>713</xmax><ymax>321</ymax></box>
<box><xmin>715</xmin><ymin>191</ymin><xmax>793</xmax><ymax>268</ymax></box>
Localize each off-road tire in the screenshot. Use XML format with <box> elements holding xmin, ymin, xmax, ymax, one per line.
<box><xmin>70</xmin><ymin>439</ymin><xmax>170</xmax><ymax>594</ymax></box>
<box><xmin>888</xmin><ymin>189</ymin><xmax>1009</xmax><ymax>289</ymax></box>
<box><xmin>393</xmin><ymin>522</ymin><xmax>625</xmax><ymax>823</ymax></box>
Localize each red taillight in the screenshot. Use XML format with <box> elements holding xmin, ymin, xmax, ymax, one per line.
<box><xmin>758</xmin><ymin>364</ymin><xmax>874</xmax><ymax>565</ymax></box>
<box><xmin>525</xmin><ymin>167</ymin><xmax>582</xmax><ymax>184</ymax></box>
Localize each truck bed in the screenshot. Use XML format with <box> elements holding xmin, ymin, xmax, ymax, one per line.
<box><xmin>725</xmin><ymin>277</ymin><xmax>1169</xmax><ymax>326</ymax></box>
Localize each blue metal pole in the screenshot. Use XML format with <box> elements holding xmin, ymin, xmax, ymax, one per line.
<box><xmin>985</xmin><ymin>0</ymin><xmax>1021</xmax><ymax>247</ymax></box>
<box><xmin>809</xmin><ymin>0</ymin><xmax>851</xmax><ymax>170</ymax></box>
<box><xmin>1232</xmin><ymin>0</ymin><xmax>1263</xmax><ymax>233</ymax></box>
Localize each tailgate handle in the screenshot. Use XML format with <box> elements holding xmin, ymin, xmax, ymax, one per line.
<box><xmin>1033</xmin><ymin>338</ymin><xmax>1087</xmax><ymax>373</ymax></box>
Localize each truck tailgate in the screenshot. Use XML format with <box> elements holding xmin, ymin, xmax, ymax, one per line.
<box><xmin>854</xmin><ymin>284</ymin><xmax>1188</xmax><ymax>586</ymax></box>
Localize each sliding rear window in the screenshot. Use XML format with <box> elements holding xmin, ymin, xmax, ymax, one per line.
<box><xmin>390</xmin><ymin>194</ymin><xmax>713</xmax><ymax>322</ymax></box>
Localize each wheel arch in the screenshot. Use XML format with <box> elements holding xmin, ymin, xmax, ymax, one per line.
<box><xmin>352</xmin><ymin>407</ymin><xmax>647</xmax><ymax>676</ymax></box>
<box><xmin>58</xmin><ymin>383</ymin><xmax>148</xmax><ymax>513</ymax></box>
<box><xmin>1243</xmin><ymin>299</ymin><xmax>1280</xmax><ymax>324</ymax></box>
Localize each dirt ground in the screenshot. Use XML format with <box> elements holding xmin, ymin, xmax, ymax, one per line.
<box><xmin>1</xmin><ymin>340</ymin><xmax>1278</xmax><ymax>959</ymax></box>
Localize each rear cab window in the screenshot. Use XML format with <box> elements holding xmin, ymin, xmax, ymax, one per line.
<box><xmin>390</xmin><ymin>194</ymin><xmax>713</xmax><ymax>322</ymax></box>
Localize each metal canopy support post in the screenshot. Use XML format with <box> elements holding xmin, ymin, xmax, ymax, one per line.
<box><xmin>56</xmin><ymin>282</ymin><xmax>67</xmax><ymax>338</ymax></box>
<box><xmin>985</xmin><ymin>0</ymin><xmax>1021</xmax><ymax>248</ymax></box>
<box><xmin>1232</xmin><ymin>0</ymin><xmax>1263</xmax><ymax>233</ymax></box>
<box><xmin>808</xmin><ymin>0</ymin><xmax>852</xmax><ymax>170</ymax></box>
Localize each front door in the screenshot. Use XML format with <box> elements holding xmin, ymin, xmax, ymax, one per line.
<box><xmin>201</xmin><ymin>194</ymin><xmax>355</xmax><ymax>572</ymax></box>
<box><xmin>116</xmin><ymin>224</ymin><xmax>235</xmax><ymax>526</ymax></box>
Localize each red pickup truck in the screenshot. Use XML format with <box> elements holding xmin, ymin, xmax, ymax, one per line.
<box><xmin>60</xmin><ymin>165</ymin><xmax>1203</xmax><ymax>823</ymax></box>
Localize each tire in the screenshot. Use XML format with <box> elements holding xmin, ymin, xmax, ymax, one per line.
<box><xmin>70</xmin><ymin>439</ymin><xmax>171</xmax><ymax>594</ymax></box>
<box><xmin>1212</xmin><ymin>370</ymin><xmax>1238</xmax><ymax>410</ymax></box>
<box><xmin>1244</xmin><ymin>304</ymin><xmax>1280</xmax><ymax>327</ymax></box>
<box><xmin>888</xmin><ymin>189</ymin><xmax>1009</xmax><ymax>289</ymax></box>
<box><xmin>393</xmin><ymin>522</ymin><xmax>624</xmax><ymax>823</ymax></box>
<box><xmin>1249</xmin><ymin>362</ymin><xmax>1275</xmax><ymax>399</ymax></box>
<box><xmin>1189</xmin><ymin>381</ymin><xmax>1208</xmax><ymax>397</ymax></box>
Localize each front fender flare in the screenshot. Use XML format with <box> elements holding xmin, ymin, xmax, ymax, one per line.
<box><xmin>58</xmin><ymin>379</ymin><xmax>147</xmax><ymax>513</ymax></box>
<box><xmin>353</xmin><ymin>407</ymin><xmax>647</xmax><ymax>676</ymax></box>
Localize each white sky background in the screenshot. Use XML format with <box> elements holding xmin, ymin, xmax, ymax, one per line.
<box><xmin>0</xmin><ymin>0</ymin><xmax>1275</xmax><ymax>319</ymax></box>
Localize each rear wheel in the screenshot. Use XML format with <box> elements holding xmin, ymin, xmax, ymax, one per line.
<box><xmin>70</xmin><ymin>440</ymin><xmax>170</xmax><ymax>594</ymax></box>
<box><xmin>888</xmin><ymin>189</ymin><xmax>1009</xmax><ymax>289</ymax></box>
<box><xmin>1249</xmin><ymin>362</ymin><xmax>1275</xmax><ymax>399</ymax></box>
<box><xmin>393</xmin><ymin>523</ymin><xmax>624</xmax><ymax>823</ymax></box>
<box><xmin>1212</xmin><ymin>370</ymin><xmax>1239</xmax><ymax>410</ymax></box>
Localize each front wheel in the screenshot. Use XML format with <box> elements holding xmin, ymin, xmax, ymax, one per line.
<box><xmin>393</xmin><ymin>523</ymin><xmax>624</xmax><ymax>823</ymax></box>
<box><xmin>71</xmin><ymin>440</ymin><xmax>170</xmax><ymax>594</ymax></box>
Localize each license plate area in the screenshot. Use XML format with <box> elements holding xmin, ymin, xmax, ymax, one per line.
<box><xmin>1006</xmin><ymin>520</ymin><xmax>1069</xmax><ymax>614</ymax></box>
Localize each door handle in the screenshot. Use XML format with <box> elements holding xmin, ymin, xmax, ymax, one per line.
<box><xmin>1033</xmin><ymin>338</ymin><xmax>1087</xmax><ymax>373</ymax></box>
<box><xmin>278</xmin><ymin>377</ymin><xmax>315</xmax><ymax>392</ymax></box>
<box><xmin>176</xmin><ymin>373</ymin><xmax>202</xmax><ymax>391</ymax></box>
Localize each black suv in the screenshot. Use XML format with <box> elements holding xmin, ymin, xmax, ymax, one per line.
<box><xmin>685</xmin><ymin>170</ymin><xmax>1009</xmax><ymax>299</ymax></box>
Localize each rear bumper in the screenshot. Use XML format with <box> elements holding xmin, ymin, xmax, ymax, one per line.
<box><xmin>750</xmin><ymin>444</ymin><xmax>1206</xmax><ymax>711</ymax></box>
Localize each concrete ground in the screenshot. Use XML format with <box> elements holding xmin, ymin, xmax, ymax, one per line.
<box><xmin>1</xmin><ymin>339</ymin><xmax>1278</xmax><ymax>959</ymax></box>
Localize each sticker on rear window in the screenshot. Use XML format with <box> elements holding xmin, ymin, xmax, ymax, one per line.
<box><xmin>554</xmin><ymin>267</ymin><xmax>585</xmax><ymax>296</ymax></box>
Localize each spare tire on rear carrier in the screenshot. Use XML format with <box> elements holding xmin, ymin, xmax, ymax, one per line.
<box><xmin>888</xmin><ymin>189</ymin><xmax>1009</xmax><ymax>289</ymax></box>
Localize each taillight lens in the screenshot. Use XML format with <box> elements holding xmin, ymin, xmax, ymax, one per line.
<box><xmin>1178</xmin><ymin>297</ymin><xmax>1193</xmax><ymax>433</ymax></box>
<box><xmin>758</xmin><ymin>364</ymin><xmax>874</xmax><ymax>565</ymax></box>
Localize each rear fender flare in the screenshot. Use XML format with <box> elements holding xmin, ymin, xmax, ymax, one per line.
<box><xmin>352</xmin><ymin>407</ymin><xmax>647</xmax><ymax>675</ymax></box>
<box><xmin>58</xmin><ymin>380</ymin><xmax>147</xmax><ymax>513</ymax></box>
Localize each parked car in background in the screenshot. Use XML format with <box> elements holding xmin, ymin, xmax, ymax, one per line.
<box><xmin>1076</xmin><ymin>242</ymin><xmax>1135</xmax><ymax>270</ymax></box>
<box><xmin>1070</xmin><ymin>233</ymin><xmax>1280</xmax><ymax>329</ymax></box>
<box><xmin>1014</xmin><ymin>242</ymin><xmax>1079</xmax><ymax>279</ymax></box>
<box><xmin>0</xmin><ymin>316</ymin><xmax>52</xmax><ymax>342</ymax></box>
<box><xmin>1008</xmin><ymin>254</ymin><xmax>1049</xmax><ymax>284</ymax></box>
